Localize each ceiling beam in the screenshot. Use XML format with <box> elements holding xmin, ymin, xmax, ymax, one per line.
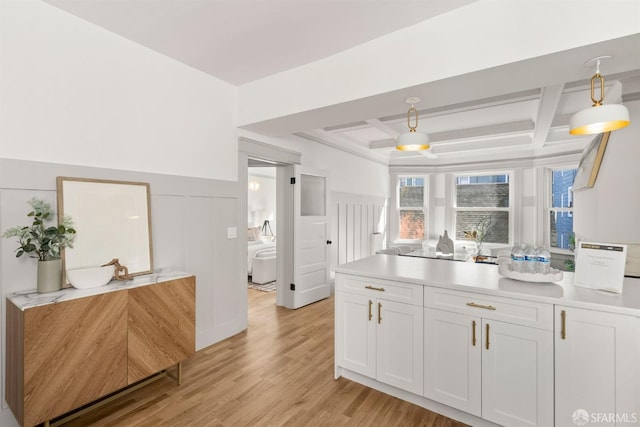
<box><xmin>532</xmin><ymin>84</ymin><xmax>564</xmax><ymax>150</ymax></box>
<box><xmin>369</xmin><ymin>119</ymin><xmax>534</xmax><ymax>150</ymax></box>
<box><xmin>364</xmin><ymin>119</ymin><xmax>400</xmax><ymax>138</ymax></box>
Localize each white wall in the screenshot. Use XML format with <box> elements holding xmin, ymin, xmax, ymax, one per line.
<box><xmin>247</xmin><ymin>170</ymin><xmax>277</xmax><ymax>234</ymax></box>
<box><xmin>0</xmin><ymin>0</ymin><xmax>238</xmax><ymax>181</ymax></box>
<box><xmin>0</xmin><ymin>2</ymin><xmax>243</xmax><ymax>423</ymax></box>
<box><xmin>574</xmin><ymin>100</ymin><xmax>640</xmax><ymax>245</ymax></box>
<box><xmin>240</xmin><ymin>131</ymin><xmax>388</xmax><ymax>198</ymax></box>
<box><xmin>238</xmin><ymin>0</ymin><xmax>640</xmax><ymax>128</ymax></box>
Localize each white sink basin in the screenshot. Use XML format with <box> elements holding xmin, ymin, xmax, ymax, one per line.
<box><xmin>67</xmin><ymin>265</ymin><xmax>115</xmax><ymax>289</ymax></box>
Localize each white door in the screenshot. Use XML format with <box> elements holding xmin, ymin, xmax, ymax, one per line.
<box><xmin>555</xmin><ymin>306</ymin><xmax>639</xmax><ymax>427</ymax></box>
<box><xmin>376</xmin><ymin>299</ymin><xmax>423</xmax><ymax>395</ymax></box>
<box><xmin>292</xmin><ymin>166</ymin><xmax>331</xmax><ymax>308</ymax></box>
<box><xmin>424</xmin><ymin>308</ymin><xmax>481</xmax><ymax>416</ymax></box>
<box><xmin>482</xmin><ymin>320</ymin><xmax>554</xmax><ymax>427</ymax></box>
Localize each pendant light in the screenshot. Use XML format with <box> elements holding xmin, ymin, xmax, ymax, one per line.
<box><xmin>569</xmin><ymin>56</ymin><xmax>630</xmax><ymax>135</ymax></box>
<box><xmin>396</xmin><ymin>97</ymin><xmax>429</xmax><ymax>151</ymax></box>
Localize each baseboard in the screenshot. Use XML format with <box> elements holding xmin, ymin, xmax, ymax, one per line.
<box><xmin>337</xmin><ymin>368</ymin><xmax>500</xmax><ymax>427</ymax></box>
<box><xmin>0</xmin><ymin>407</ymin><xmax>19</xmax><ymax>427</ymax></box>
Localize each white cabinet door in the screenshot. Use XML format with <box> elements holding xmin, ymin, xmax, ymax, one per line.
<box><xmin>424</xmin><ymin>308</ymin><xmax>481</xmax><ymax>416</ymax></box>
<box><xmin>335</xmin><ymin>289</ymin><xmax>424</xmax><ymax>394</ymax></box>
<box><xmin>555</xmin><ymin>306</ymin><xmax>639</xmax><ymax>427</ymax></box>
<box><xmin>482</xmin><ymin>319</ymin><xmax>554</xmax><ymax>427</ymax></box>
<box><xmin>335</xmin><ymin>291</ymin><xmax>376</xmax><ymax>377</ymax></box>
<box><xmin>377</xmin><ymin>300</ymin><xmax>424</xmax><ymax>395</ymax></box>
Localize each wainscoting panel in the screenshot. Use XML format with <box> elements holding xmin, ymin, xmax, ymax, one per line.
<box><xmin>0</xmin><ymin>159</ymin><xmax>244</xmax><ymax>416</ymax></box>
<box><xmin>332</xmin><ymin>192</ymin><xmax>387</xmax><ymax>269</ymax></box>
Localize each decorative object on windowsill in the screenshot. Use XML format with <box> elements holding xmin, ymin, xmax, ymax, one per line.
<box><xmin>2</xmin><ymin>198</ymin><xmax>76</xmax><ymax>293</ymax></box>
<box><xmin>261</xmin><ymin>219</ymin><xmax>274</xmax><ymax>241</ymax></box>
<box><xmin>396</xmin><ymin>97</ymin><xmax>430</xmax><ymax>151</ymax></box>
<box><xmin>569</xmin><ymin>56</ymin><xmax>630</xmax><ymax>135</ymax></box>
<box><xmin>463</xmin><ymin>215</ymin><xmax>492</xmax><ymax>257</ymax></box>
<box><xmin>101</xmin><ymin>258</ymin><xmax>133</xmax><ymax>280</ymax></box>
<box><xmin>435</xmin><ymin>230</ymin><xmax>453</xmax><ymax>255</ymax></box>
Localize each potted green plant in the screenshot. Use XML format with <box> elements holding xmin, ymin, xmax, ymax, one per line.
<box><xmin>3</xmin><ymin>198</ymin><xmax>76</xmax><ymax>293</ymax></box>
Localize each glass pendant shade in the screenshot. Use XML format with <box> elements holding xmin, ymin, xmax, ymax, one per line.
<box><xmin>569</xmin><ymin>103</ymin><xmax>630</xmax><ymax>135</ymax></box>
<box><xmin>396</xmin><ymin>130</ymin><xmax>430</xmax><ymax>151</ymax></box>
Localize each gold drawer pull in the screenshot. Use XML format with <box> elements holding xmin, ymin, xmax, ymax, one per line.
<box><xmin>365</xmin><ymin>285</ymin><xmax>385</xmax><ymax>292</ymax></box>
<box><xmin>472</xmin><ymin>320</ymin><xmax>477</xmax><ymax>346</ymax></box>
<box><xmin>486</xmin><ymin>323</ymin><xmax>490</xmax><ymax>350</ymax></box>
<box><xmin>368</xmin><ymin>300</ymin><xmax>373</xmax><ymax>321</ymax></box>
<box><xmin>561</xmin><ymin>310</ymin><xmax>567</xmax><ymax>340</ymax></box>
<box><xmin>378</xmin><ymin>302</ymin><xmax>382</xmax><ymax>324</ymax></box>
<box><xmin>467</xmin><ymin>302</ymin><xmax>496</xmax><ymax>311</ymax></box>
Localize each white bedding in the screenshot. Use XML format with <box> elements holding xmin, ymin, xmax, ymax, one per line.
<box><xmin>248</xmin><ymin>241</ymin><xmax>276</xmax><ymax>274</ymax></box>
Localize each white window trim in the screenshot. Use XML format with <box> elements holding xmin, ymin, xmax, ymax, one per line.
<box><xmin>451</xmin><ymin>170</ymin><xmax>514</xmax><ymax>247</ymax></box>
<box><xmin>392</xmin><ymin>174</ymin><xmax>428</xmax><ymax>244</ymax></box>
<box><xmin>545</xmin><ymin>165</ymin><xmax>578</xmax><ymax>255</ymax></box>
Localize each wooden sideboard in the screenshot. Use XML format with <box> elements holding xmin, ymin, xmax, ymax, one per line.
<box><xmin>5</xmin><ymin>274</ymin><xmax>195</xmax><ymax>427</ymax></box>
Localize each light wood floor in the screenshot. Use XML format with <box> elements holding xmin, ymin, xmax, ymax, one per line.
<box><xmin>59</xmin><ymin>289</ymin><xmax>468</xmax><ymax>427</ymax></box>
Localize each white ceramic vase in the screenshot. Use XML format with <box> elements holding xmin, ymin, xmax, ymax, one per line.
<box><xmin>37</xmin><ymin>259</ymin><xmax>62</xmax><ymax>293</ymax></box>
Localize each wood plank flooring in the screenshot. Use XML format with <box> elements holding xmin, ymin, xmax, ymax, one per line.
<box><xmin>58</xmin><ymin>290</ymin><xmax>468</xmax><ymax>427</ymax></box>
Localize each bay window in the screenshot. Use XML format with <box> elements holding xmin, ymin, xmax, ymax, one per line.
<box><xmin>397</xmin><ymin>176</ymin><xmax>426</xmax><ymax>241</ymax></box>
<box><xmin>454</xmin><ymin>173</ymin><xmax>511</xmax><ymax>245</ymax></box>
<box><xmin>549</xmin><ymin>168</ymin><xmax>577</xmax><ymax>250</ymax></box>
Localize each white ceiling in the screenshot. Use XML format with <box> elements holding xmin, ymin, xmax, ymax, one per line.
<box><xmin>44</xmin><ymin>0</ymin><xmax>640</xmax><ymax>166</ymax></box>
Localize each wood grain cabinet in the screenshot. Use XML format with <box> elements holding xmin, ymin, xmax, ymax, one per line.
<box><xmin>6</xmin><ymin>275</ymin><xmax>195</xmax><ymax>426</ymax></box>
<box><xmin>128</xmin><ymin>277</ymin><xmax>195</xmax><ymax>383</ymax></box>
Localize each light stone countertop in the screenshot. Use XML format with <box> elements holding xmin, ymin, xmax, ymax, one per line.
<box><xmin>7</xmin><ymin>269</ymin><xmax>193</xmax><ymax>311</ymax></box>
<box><xmin>333</xmin><ymin>254</ymin><xmax>640</xmax><ymax>316</ymax></box>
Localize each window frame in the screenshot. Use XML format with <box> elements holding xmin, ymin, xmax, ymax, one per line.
<box><xmin>546</xmin><ymin>165</ymin><xmax>578</xmax><ymax>254</ymax></box>
<box><xmin>394</xmin><ymin>175</ymin><xmax>428</xmax><ymax>244</ymax></box>
<box><xmin>451</xmin><ymin>171</ymin><xmax>513</xmax><ymax>247</ymax></box>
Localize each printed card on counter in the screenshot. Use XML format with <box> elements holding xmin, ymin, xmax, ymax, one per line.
<box><xmin>574</xmin><ymin>241</ymin><xmax>627</xmax><ymax>294</ymax></box>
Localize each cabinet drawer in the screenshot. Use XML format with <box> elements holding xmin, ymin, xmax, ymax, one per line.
<box><xmin>424</xmin><ymin>287</ymin><xmax>553</xmax><ymax>330</ymax></box>
<box><xmin>336</xmin><ymin>274</ymin><xmax>423</xmax><ymax>305</ymax></box>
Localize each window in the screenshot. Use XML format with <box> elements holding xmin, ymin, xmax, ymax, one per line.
<box><xmin>397</xmin><ymin>176</ymin><xmax>426</xmax><ymax>240</ymax></box>
<box><xmin>549</xmin><ymin>168</ymin><xmax>577</xmax><ymax>250</ymax></box>
<box><xmin>454</xmin><ymin>173</ymin><xmax>510</xmax><ymax>244</ymax></box>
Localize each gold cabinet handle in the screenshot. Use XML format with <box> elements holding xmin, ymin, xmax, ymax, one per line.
<box><xmin>378</xmin><ymin>302</ymin><xmax>382</xmax><ymax>324</ymax></box>
<box><xmin>485</xmin><ymin>323</ymin><xmax>490</xmax><ymax>350</ymax></box>
<box><xmin>561</xmin><ymin>310</ymin><xmax>566</xmax><ymax>340</ymax></box>
<box><xmin>472</xmin><ymin>320</ymin><xmax>477</xmax><ymax>346</ymax></box>
<box><xmin>365</xmin><ymin>285</ymin><xmax>385</xmax><ymax>292</ymax></box>
<box><xmin>368</xmin><ymin>300</ymin><xmax>373</xmax><ymax>321</ymax></box>
<box><xmin>467</xmin><ymin>302</ymin><xmax>497</xmax><ymax>311</ymax></box>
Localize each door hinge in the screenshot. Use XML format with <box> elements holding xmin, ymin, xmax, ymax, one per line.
<box><xmin>290</xmin><ymin>177</ymin><xmax>296</xmax><ymax>184</ymax></box>
<box><xmin>290</xmin><ymin>283</ymin><xmax>296</xmax><ymax>291</ymax></box>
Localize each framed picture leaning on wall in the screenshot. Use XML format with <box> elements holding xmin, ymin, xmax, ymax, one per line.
<box><xmin>573</xmin><ymin>131</ymin><xmax>611</xmax><ymax>191</ymax></box>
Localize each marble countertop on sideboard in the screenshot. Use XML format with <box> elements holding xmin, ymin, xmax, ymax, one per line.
<box><xmin>7</xmin><ymin>269</ymin><xmax>193</xmax><ymax>311</ymax></box>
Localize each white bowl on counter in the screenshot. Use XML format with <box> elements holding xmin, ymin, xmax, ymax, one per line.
<box><xmin>66</xmin><ymin>265</ymin><xmax>115</xmax><ymax>289</ymax></box>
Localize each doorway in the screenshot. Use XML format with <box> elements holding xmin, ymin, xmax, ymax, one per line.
<box><xmin>247</xmin><ymin>162</ymin><xmax>277</xmax><ymax>295</ymax></box>
<box><xmin>239</xmin><ymin>137</ymin><xmax>331</xmax><ymax>310</ymax></box>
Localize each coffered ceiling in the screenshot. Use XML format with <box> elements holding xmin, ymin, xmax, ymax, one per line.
<box><xmin>44</xmin><ymin>0</ymin><xmax>640</xmax><ymax>166</ymax></box>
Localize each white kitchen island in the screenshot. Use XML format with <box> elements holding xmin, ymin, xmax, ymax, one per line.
<box><xmin>334</xmin><ymin>255</ymin><xmax>640</xmax><ymax>427</ymax></box>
